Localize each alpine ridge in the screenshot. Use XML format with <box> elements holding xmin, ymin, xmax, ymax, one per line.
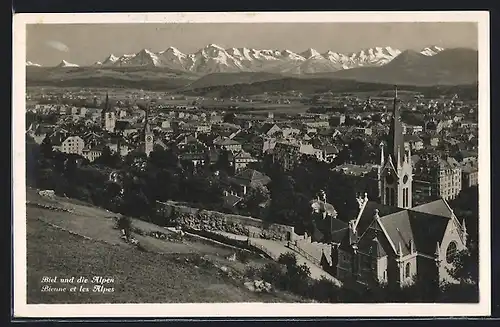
<box><xmin>38</xmin><ymin>44</ymin><xmax>450</xmax><ymax>74</ymax></box>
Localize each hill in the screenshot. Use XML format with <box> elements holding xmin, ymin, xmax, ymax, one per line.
<box><xmin>26</xmin><ymin>188</ymin><xmax>305</xmax><ymax>303</ymax></box>
<box><xmin>26</xmin><ymin>66</ymin><xmax>198</xmax><ymax>91</ymax></box>
<box><xmin>184</xmin><ymin>77</ymin><xmax>478</xmax><ymax>100</ymax></box>
<box><xmin>328</xmin><ymin>48</ymin><xmax>478</xmax><ymax>86</ymax></box>
<box><xmin>183</xmin><ymin>72</ymin><xmax>286</xmax><ymax>90</ymax></box>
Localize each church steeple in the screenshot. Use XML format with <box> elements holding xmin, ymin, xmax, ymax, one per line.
<box><xmin>101</xmin><ymin>91</ymin><xmax>115</xmax><ymax>132</ymax></box>
<box><xmin>379</xmin><ymin>86</ymin><xmax>413</xmax><ymax>209</ymax></box>
<box><xmin>387</xmin><ymin>86</ymin><xmax>405</xmax><ymax>167</ymax></box>
<box><xmin>143</xmin><ymin>103</ymin><xmax>153</xmax><ymax>156</ymax></box>
<box><xmin>104</xmin><ymin>92</ymin><xmax>109</xmax><ymax>112</ymax></box>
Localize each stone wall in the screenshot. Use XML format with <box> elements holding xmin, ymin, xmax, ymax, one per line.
<box><xmin>156</xmin><ymin>200</ymin><xmax>298</xmax><ymax>242</ymax></box>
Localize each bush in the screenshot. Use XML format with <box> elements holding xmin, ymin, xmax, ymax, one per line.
<box><xmin>237</xmin><ymin>250</ymin><xmax>251</xmax><ymax>264</ymax></box>
<box><xmin>309</xmin><ymin>277</ymin><xmax>341</xmax><ymax>303</ymax></box>
<box><xmin>278</xmin><ymin>252</ymin><xmax>297</xmax><ymax>267</ymax></box>
<box><xmin>244</xmin><ymin>266</ymin><xmax>259</xmax><ymax>279</ymax></box>
<box><xmin>259</xmin><ymin>262</ymin><xmax>286</xmax><ymax>286</ymax></box>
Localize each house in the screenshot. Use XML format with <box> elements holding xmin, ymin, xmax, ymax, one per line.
<box><xmin>232</xmin><ymin>150</ymin><xmax>258</xmax><ymax>171</ymax></box>
<box><xmin>461</xmin><ymin>164</ymin><xmax>479</xmax><ymax>189</ymax></box>
<box><xmin>83</xmin><ymin>146</ymin><xmax>103</xmax><ymax>162</ymax></box>
<box><xmin>404</xmin><ymin>135</ymin><xmax>424</xmax><ymax>151</ymax></box>
<box><xmin>415</xmin><ymin>156</ymin><xmax>462</xmax><ymax>201</ymax></box>
<box><xmin>329</xmin><ymin>114</ymin><xmax>346</xmax><ymax>127</ymax></box>
<box><xmin>259</xmin><ymin>123</ymin><xmax>281</xmax><ymax>137</ymax></box>
<box><xmin>214</xmin><ymin>137</ymin><xmax>242</xmax><ymax>152</ymax></box>
<box><xmin>320</xmin><ymin>145</ymin><xmax>340</xmax><ymax>163</ymax></box>
<box><xmin>422</xmin><ymin>135</ymin><xmax>440</xmax><ymax>147</ymax></box>
<box><xmin>52</xmin><ymin>135</ymin><xmax>85</xmax><ymax>156</ymax></box>
<box><xmin>225</xmin><ymin>169</ymin><xmax>271</xmax><ymax>197</ymax></box>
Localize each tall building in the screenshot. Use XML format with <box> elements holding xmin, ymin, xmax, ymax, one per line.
<box><xmin>101</xmin><ymin>92</ymin><xmax>116</xmax><ymax>133</ymax></box>
<box><xmin>143</xmin><ymin>105</ymin><xmax>154</xmax><ymax>157</ymax></box>
<box><xmin>378</xmin><ymin>87</ymin><xmax>413</xmax><ymax>209</ymax></box>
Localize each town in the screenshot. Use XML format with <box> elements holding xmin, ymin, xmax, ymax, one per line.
<box><xmin>25</xmin><ymin>83</ymin><xmax>479</xmax><ymax>302</ymax></box>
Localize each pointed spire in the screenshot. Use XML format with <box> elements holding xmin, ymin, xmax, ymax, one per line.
<box><xmin>104</xmin><ymin>92</ymin><xmax>109</xmax><ymax>112</ymax></box>
<box><xmin>387</xmin><ymin>85</ymin><xmax>405</xmax><ymax>167</ymax></box>
<box><xmin>380</xmin><ymin>141</ymin><xmax>385</xmax><ymax>166</ymax></box>
<box><xmin>144</xmin><ymin>103</ymin><xmax>151</xmax><ymax>134</ymax></box>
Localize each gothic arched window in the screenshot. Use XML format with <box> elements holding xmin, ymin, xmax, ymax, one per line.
<box><xmin>446</xmin><ymin>241</ymin><xmax>458</xmax><ymax>264</ymax></box>
<box><xmin>405</xmin><ymin>262</ymin><xmax>411</xmax><ymax>278</ymax></box>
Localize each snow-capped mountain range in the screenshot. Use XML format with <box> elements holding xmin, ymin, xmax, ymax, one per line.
<box><xmin>30</xmin><ymin>44</ymin><xmax>447</xmax><ymax>74</ymax></box>
<box><xmin>26</xmin><ymin>61</ymin><xmax>42</xmax><ymax>67</ymax></box>
<box><xmin>56</xmin><ymin>60</ymin><xmax>79</xmax><ymax>68</ymax></box>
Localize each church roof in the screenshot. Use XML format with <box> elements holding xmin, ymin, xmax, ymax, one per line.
<box><xmin>410</xmin><ymin>198</ymin><xmax>454</xmax><ymax>219</ymax></box>
<box><xmin>378</xmin><ymin>209</ymin><xmax>449</xmax><ymax>256</ymax></box>
<box><xmin>347</xmin><ymin>198</ymin><xmax>458</xmax><ymax>257</ymax></box>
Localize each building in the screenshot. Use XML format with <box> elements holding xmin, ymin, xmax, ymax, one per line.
<box><xmin>415</xmin><ymin>156</ymin><xmax>462</xmax><ymax>201</ymax></box>
<box><xmin>224</xmin><ymin>169</ymin><xmax>271</xmax><ymax>197</ymax></box>
<box><xmin>83</xmin><ymin>146</ymin><xmax>103</xmax><ymax>162</ymax></box>
<box><xmin>404</xmin><ymin>135</ymin><xmax>424</xmax><ymax>152</ymax></box>
<box><xmin>333</xmin><ymin>196</ymin><xmax>468</xmax><ymax>288</ymax></box>
<box><xmin>52</xmin><ymin>135</ymin><xmax>85</xmax><ymax>156</ymax></box>
<box><xmin>378</xmin><ymin>88</ymin><xmax>413</xmax><ymax>209</ymax></box>
<box><xmin>101</xmin><ymin>93</ymin><xmax>116</xmax><ymax>132</ymax></box>
<box><xmin>232</xmin><ymin>150</ymin><xmax>258</xmax><ymax>171</ymax></box>
<box><xmin>214</xmin><ymin>138</ymin><xmax>242</xmax><ymax>152</ymax></box>
<box><xmin>143</xmin><ymin>107</ymin><xmax>154</xmax><ymax>157</ymax></box>
<box><xmin>317</xmin><ymin>88</ymin><xmax>468</xmax><ymax>289</ymax></box>
<box><xmin>461</xmin><ymin>164</ymin><xmax>479</xmax><ymax>189</ymax></box>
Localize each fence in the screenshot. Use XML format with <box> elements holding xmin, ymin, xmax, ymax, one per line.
<box><xmin>286</xmin><ymin>241</ymin><xmax>322</xmax><ymax>267</ymax></box>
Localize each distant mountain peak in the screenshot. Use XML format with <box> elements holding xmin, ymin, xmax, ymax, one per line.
<box><xmin>57</xmin><ymin>60</ymin><xmax>79</xmax><ymax>68</ymax></box>
<box><xmin>420</xmin><ymin>45</ymin><xmax>445</xmax><ymax>56</ymax></box>
<box><xmin>26</xmin><ymin>61</ymin><xmax>41</xmax><ymax>67</ymax></box>
<box><xmin>300</xmin><ymin>48</ymin><xmax>322</xmax><ymax>59</ymax></box>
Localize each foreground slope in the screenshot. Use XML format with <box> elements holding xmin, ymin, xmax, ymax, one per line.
<box><xmin>26</xmin><ymin>189</ymin><xmax>305</xmax><ymax>303</ymax></box>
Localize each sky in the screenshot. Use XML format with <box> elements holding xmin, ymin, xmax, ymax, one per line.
<box><xmin>26</xmin><ymin>22</ymin><xmax>478</xmax><ymax>66</ymax></box>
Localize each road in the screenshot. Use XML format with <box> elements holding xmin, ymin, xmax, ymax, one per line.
<box><xmin>212</xmin><ymin>231</ymin><xmax>342</xmax><ymax>286</ymax></box>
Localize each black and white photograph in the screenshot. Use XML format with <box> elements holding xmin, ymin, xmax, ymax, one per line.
<box><xmin>12</xmin><ymin>11</ymin><xmax>490</xmax><ymax>318</ymax></box>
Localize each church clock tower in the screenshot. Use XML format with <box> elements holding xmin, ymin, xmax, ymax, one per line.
<box><xmin>144</xmin><ymin>105</ymin><xmax>154</xmax><ymax>157</ymax></box>
<box><xmin>379</xmin><ymin>87</ymin><xmax>413</xmax><ymax>209</ymax></box>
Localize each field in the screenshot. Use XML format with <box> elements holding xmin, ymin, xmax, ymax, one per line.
<box><xmin>26</xmin><ymin>188</ymin><xmax>306</xmax><ymax>303</ymax></box>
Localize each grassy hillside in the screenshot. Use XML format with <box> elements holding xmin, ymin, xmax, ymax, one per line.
<box><xmin>26</xmin><ymin>189</ymin><xmax>305</xmax><ymax>303</ymax></box>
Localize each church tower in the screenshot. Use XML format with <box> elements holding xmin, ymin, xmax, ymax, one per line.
<box><xmin>379</xmin><ymin>86</ymin><xmax>413</xmax><ymax>208</ymax></box>
<box><xmin>101</xmin><ymin>92</ymin><xmax>116</xmax><ymax>132</ymax></box>
<box><xmin>144</xmin><ymin>105</ymin><xmax>154</xmax><ymax>157</ymax></box>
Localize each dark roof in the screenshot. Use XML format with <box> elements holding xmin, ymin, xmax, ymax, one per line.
<box><xmin>322</xmin><ymin>145</ymin><xmax>339</xmax><ymax>155</ymax></box>
<box><xmin>404</xmin><ymin>134</ymin><xmax>423</xmax><ymax>142</ymax></box>
<box><xmin>410</xmin><ymin>198</ymin><xmax>454</xmax><ymax>219</ymax></box>
<box><xmin>260</xmin><ymin>123</ymin><xmax>280</xmax><ymax>135</ymax></box>
<box><xmin>230</xmin><ymin>169</ymin><xmax>271</xmax><ymax>187</ymax></box>
<box><xmin>352</xmin><ymin>201</ymin><xmax>405</xmax><ymax>237</ymax></box>
<box><xmin>378</xmin><ymin>209</ymin><xmax>449</xmax><ymax>256</ymax></box>
<box><xmin>223</xmin><ymin>194</ymin><xmax>243</xmax><ymax>208</ymax></box>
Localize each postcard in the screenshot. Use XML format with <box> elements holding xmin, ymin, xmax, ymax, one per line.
<box><xmin>12</xmin><ymin>11</ymin><xmax>490</xmax><ymax>318</ymax></box>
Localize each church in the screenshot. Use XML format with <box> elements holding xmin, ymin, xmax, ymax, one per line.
<box><xmin>309</xmin><ymin>87</ymin><xmax>468</xmax><ymax>289</ymax></box>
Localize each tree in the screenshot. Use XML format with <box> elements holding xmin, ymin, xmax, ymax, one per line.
<box><xmin>223</xmin><ymin>113</ymin><xmax>237</xmax><ymax>124</ymax></box>
<box><xmin>446</xmin><ymin>240</ymin><xmax>479</xmax><ymax>285</ymax></box>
